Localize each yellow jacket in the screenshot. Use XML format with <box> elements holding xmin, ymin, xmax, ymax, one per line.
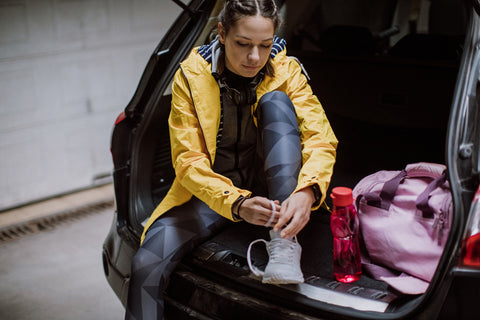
<box><xmin>141</xmin><ymin>41</ymin><xmax>338</xmax><ymax>242</ymax></box>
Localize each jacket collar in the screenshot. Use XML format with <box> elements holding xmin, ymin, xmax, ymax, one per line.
<box><xmin>195</xmin><ymin>36</ymin><xmax>290</xmax><ymax>88</ymax></box>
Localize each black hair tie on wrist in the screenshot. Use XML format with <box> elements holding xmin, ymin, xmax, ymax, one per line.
<box><xmin>233</xmin><ymin>196</ymin><xmax>248</xmax><ymax>220</ymax></box>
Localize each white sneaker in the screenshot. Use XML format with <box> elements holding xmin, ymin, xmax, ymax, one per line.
<box><xmin>247</xmin><ymin>230</ymin><xmax>304</xmax><ymax>284</ymax></box>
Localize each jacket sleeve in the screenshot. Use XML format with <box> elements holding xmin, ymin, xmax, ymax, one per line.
<box><xmin>282</xmin><ymin>58</ymin><xmax>338</xmax><ymax>208</ymax></box>
<box><xmin>169</xmin><ymin>68</ymin><xmax>252</xmax><ymax>220</ymax></box>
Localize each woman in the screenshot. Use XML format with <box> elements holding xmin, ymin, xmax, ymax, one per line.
<box><xmin>125</xmin><ymin>1</ymin><xmax>337</xmax><ymax>319</ymax></box>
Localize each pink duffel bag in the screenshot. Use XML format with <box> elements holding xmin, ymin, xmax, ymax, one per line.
<box><xmin>352</xmin><ymin>162</ymin><xmax>452</xmax><ymax>294</ymax></box>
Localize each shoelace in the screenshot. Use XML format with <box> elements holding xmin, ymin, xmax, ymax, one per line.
<box><xmin>247</xmin><ymin>239</ymin><xmax>268</xmax><ymax>277</ymax></box>
<box><xmin>264</xmin><ymin>200</ymin><xmax>276</xmax><ymax>227</ymax></box>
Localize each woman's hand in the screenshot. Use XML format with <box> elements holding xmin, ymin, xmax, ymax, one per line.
<box><xmin>274</xmin><ymin>187</ymin><xmax>315</xmax><ymax>238</ymax></box>
<box><xmin>237</xmin><ymin>196</ymin><xmax>280</xmax><ymax>226</ymax></box>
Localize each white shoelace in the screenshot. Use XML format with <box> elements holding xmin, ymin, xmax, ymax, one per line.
<box><xmin>247</xmin><ymin>239</ymin><xmax>268</xmax><ymax>277</ymax></box>
<box><xmin>264</xmin><ymin>200</ymin><xmax>276</xmax><ymax>227</ymax></box>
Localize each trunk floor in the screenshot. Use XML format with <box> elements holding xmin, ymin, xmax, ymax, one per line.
<box><xmin>200</xmin><ymin>209</ymin><xmax>390</xmax><ymax>293</ymax></box>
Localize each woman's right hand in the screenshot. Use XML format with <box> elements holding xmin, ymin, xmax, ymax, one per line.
<box><xmin>237</xmin><ymin>196</ymin><xmax>280</xmax><ymax>226</ymax></box>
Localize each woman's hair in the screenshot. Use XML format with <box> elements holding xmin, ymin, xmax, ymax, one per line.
<box><xmin>218</xmin><ymin>0</ymin><xmax>280</xmax><ymax>34</ymax></box>
<box><xmin>217</xmin><ymin>0</ymin><xmax>281</xmax><ymax>77</ymax></box>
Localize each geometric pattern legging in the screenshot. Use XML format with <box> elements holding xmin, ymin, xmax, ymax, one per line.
<box><xmin>125</xmin><ymin>91</ymin><xmax>302</xmax><ymax>320</ymax></box>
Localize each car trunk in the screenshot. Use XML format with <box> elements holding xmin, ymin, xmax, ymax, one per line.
<box><xmin>130</xmin><ymin>0</ymin><xmax>467</xmax><ymax>318</ymax></box>
<box><xmin>155</xmin><ymin>52</ymin><xmax>459</xmax><ymax>319</ymax></box>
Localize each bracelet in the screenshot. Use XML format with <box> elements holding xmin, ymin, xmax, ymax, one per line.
<box><xmin>236</xmin><ymin>197</ymin><xmax>248</xmax><ymax>217</ymax></box>
<box><xmin>232</xmin><ymin>196</ymin><xmax>248</xmax><ymax>221</ymax></box>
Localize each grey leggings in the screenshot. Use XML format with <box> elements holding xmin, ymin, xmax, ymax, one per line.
<box><xmin>125</xmin><ymin>91</ymin><xmax>302</xmax><ymax>320</ymax></box>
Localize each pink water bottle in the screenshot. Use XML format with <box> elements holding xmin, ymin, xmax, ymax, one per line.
<box><xmin>330</xmin><ymin>187</ymin><xmax>362</xmax><ymax>283</ymax></box>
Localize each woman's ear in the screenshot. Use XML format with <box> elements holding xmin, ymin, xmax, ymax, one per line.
<box><xmin>218</xmin><ymin>22</ymin><xmax>226</xmax><ymax>44</ymax></box>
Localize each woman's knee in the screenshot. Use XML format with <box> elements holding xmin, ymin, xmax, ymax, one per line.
<box><xmin>258</xmin><ymin>90</ymin><xmax>295</xmax><ymax>113</ymax></box>
<box><xmin>257</xmin><ymin>91</ymin><xmax>298</xmax><ymax>128</ymax></box>
<box><xmin>259</xmin><ymin>90</ymin><xmax>289</xmax><ymax>102</ymax></box>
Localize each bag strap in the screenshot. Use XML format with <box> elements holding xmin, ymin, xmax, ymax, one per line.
<box><xmin>379</xmin><ymin>169</ymin><xmax>407</xmax><ymax>207</ymax></box>
<box><xmin>415</xmin><ymin>170</ymin><xmax>448</xmax><ymax>218</ymax></box>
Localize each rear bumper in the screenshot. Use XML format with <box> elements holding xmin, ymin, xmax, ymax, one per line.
<box><xmin>165</xmin><ymin>269</ymin><xmax>323</xmax><ymax>320</ymax></box>
<box><xmin>102</xmin><ymin>248</ymin><xmax>129</xmax><ymax>307</ymax></box>
<box><xmin>102</xmin><ymin>211</ymin><xmax>137</xmax><ymax>307</ymax></box>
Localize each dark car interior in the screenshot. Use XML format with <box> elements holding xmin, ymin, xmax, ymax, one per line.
<box><xmin>286</xmin><ymin>0</ymin><xmax>464</xmax><ymax>193</ymax></box>
<box><xmin>122</xmin><ymin>0</ymin><xmax>469</xmax><ymax>318</ymax></box>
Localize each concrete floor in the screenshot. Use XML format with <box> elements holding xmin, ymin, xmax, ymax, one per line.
<box><xmin>0</xmin><ymin>187</ymin><xmax>124</xmax><ymax>320</ymax></box>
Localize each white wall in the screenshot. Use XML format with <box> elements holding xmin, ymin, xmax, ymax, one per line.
<box><xmin>0</xmin><ymin>0</ymin><xmax>181</xmax><ymax>210</ymax></box>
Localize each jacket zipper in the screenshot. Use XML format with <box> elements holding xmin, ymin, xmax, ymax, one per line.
<box><xmin>235</xmin><ymin>105</ymin><xmax>241</xmax><ymax>181</ymax></box>
<box><xmin>180</xmin><ymin>67</ymin><xmax>212</xmax><ymax>166</ymax></box>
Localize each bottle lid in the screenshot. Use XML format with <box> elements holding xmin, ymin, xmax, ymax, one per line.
<box><xmin>331</xmin><ymin>187</ymin><xmax>353</xmax><ymax>207</ymax></box>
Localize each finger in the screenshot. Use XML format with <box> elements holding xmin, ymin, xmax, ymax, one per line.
<box><xmin>281</xmin><ymin>211</ymin><xmax>310</xmax><ymax>238</ymax></box>
<box><xmin>245</xmin><ymin>201</ymin><xmax>279</xmax><ymax>226</ymax></box>
<box><xmin>267</xmin><ymin>200</ymin><xmax>281</xmax><ymax>225</ymax></box>
<box><xmin>279</xmin><ymin>206</ymin><xmax>302</xmax><ymax>236</ymax></box>
<box><xmin>259</xmin><ymin>198</ymin><xmax>280</xmax><ymax>216</ymax></box>
<box><xmin>261</xmin><ymin>197</ymin><xmax>281</xmax><ymax>212</ymax></box>
<box><xmin>281</xmin><ymin>222</ymin><xmax>302</xmax><ymax>238</ymax></box>
<box><xmin>246</xmin><ymin>197</ymin><xmax>272</xmax><ymax>214</ymax></box>
<box><xmin>247</xmin><ymin>211</ymin><xmax>271</xmax><ymax>226</ymax></box>
<box><xmin>274</xmin><ymin>201</ymin><xmax>293</xmax><ymax>232</ymax></box>
<box><xmin>273</xmin><ymin>200</ymin><xmax>281</xmax><ymax>212</ymax></box>
<box><xmin>264</xmin><ymin>200</ymin><xmax>282</xmax><ymax>227</ymax></box>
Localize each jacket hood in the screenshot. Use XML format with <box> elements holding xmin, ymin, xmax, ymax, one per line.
<box><xmin>185</xmin><ymin>36</ymin><xmax>289</xmax><ymax>84</ymax></box>
<box><xmin>197</xmin><ymin>35</ymin><xmax>287</xmax><ymax>64</ymax></box>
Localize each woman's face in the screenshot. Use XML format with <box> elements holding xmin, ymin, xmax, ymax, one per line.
<box><xmin>218</xmin><ymin>15</ymin><xmax>274</xmax><ymax>78</ymax></box>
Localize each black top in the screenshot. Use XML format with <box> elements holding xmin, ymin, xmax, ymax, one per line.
<box><xmin>212</xmin><ymin>68</ymin><xmax>258</xmax><ymax>190</ymax></box>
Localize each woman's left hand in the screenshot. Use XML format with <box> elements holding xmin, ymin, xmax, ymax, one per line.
<box><xmin>273</xmin><ymin>187</ymin><xmax>315</xmax><ymax>238</ymax></box>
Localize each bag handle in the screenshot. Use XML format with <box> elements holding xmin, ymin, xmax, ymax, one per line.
<box><xmin>415</xmin><ymin>170</ymin><xmax>447</xmax><ymax>218</ymax></box>
<box><xmin>358</xmin><ymin>163</ymin><xmax>448</xmax><ymax>217</ymax></box>
<box><xmin>357</xmin><ymin>170</ymin><xmax>407</xmax><ymax>210</ymax></box>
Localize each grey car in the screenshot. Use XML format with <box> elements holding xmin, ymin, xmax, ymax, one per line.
<box><xmin>103</xmin><ymin>0</ymin><xmax>480</xmax><ymax>319</ymax></box>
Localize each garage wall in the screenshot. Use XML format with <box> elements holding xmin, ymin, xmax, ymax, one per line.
<box><xmin>0</xmin><ymin>0</ymin><xmax>181</xmax><ymax>210</ymax></box>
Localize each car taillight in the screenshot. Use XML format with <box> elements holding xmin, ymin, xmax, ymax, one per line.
<box><xmin>115</xmin><ymin>111</ymin><xmax>126</xmax><ymax>125</ymax></box>
<box><xmin>460</xmin><ymin>185</ymin><xmax>480</xmax><ymax>268</ymax></box>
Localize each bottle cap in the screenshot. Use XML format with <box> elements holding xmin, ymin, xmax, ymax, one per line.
<box><xmin>331</xmin><ymin>187</ymin><xmax>353</xmax><ymax>207</ymax></box>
